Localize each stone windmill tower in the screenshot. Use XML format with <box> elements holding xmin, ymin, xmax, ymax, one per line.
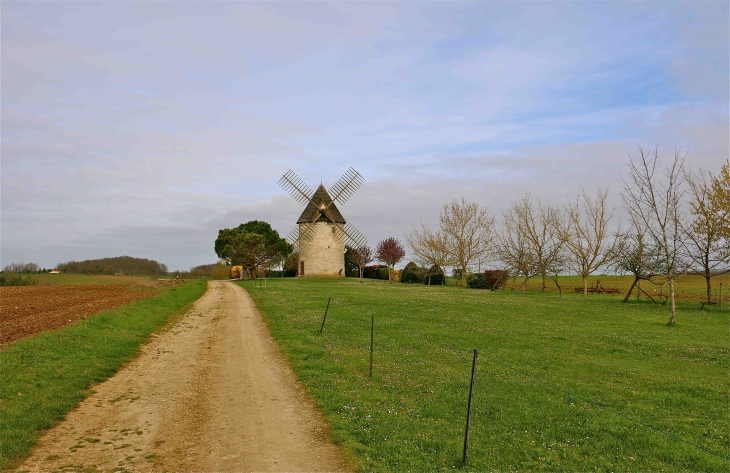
<box><xmin>279</xmin><ymin>168</ymin><xmax>367</xmax><ymax>277</ymax></box>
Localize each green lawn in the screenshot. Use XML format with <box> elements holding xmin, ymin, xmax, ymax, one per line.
<box><xmin>242</xmin><ymin>278</ymin><xmax>729</xmax><ymax>472</ymax></box>
<box><xmin>0</xmin><ymin>280</ymin><xmax>207</xmax><ymax>471</ymax></box>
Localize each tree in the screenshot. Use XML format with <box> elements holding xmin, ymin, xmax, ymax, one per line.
<box><xmin>284</xmin><ymin>251</ymin><xmax>299</xmax><ymax>276</ymax></box>
<box><xmin>405</xmin><ymin>223</ymin><xmax>452</xmax><ymax>285</ymax></box>
<box><xmin>612</xmin><ymin>215</ymin><xmax>667</xmax><ymax>303</ymax></box>
<box><xmin>494</xmin><ymin>209</ymin><xmax>538</xmax><ymax>293</ymax></box>
<box><xmin>621</xmin><ymin>146</ymin><xmax>688</xmax><ymax>325</ymax></box>
<box><xmin>346</xmin><ymin>245</ymin><xmax>373</xmax><ymax>281</ymax></box>
<box><xmin>439</xmin><ymin>198</ymin><xmax>495</xmax><ymax>286</ymax></box>
<box><xmin>375</xmin><ymin>237</ymin><xmax>405</xmax><ymax>282</ymax></box>
<box><xmin>711</xmin><ymin>160</ymin><xmax>730</xmax><ymax>262</ymax></box>
<box><xmin>214</xmin><ymin>220</ymin><xmax>292</xmax><ymax>278</ymax></box>
<box><xmin>683</xmin><ymin>164</ymin><xmax>730</xmax><ymax>302</ymax></box>
<box><xmin>501</xmin><ymin>193</ymin><xmax>564</xmax><ymax>292</ymax></box>
<box><xmin>560</xmin><ymin>188</ymin><xmax>621</xmax><ymax>295</ymax></box>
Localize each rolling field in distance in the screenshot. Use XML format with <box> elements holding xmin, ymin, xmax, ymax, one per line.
<box><xmin>13</xmin><ymin>273</ymin><xmax>150</xmax><ymax>286</ymax></box>
<box><xmin>243</xmin><ymin>277</ymin><xmax>729</xmax><ymax>472</ymax></box>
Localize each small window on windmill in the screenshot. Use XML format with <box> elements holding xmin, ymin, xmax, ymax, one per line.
<box><xmin>331</xmin><ymin>226</ymin><xmax>336</xmax><ymax>234</ymax></box>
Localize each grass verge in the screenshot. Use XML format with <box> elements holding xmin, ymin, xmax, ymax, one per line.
<box><xmin>243</xmin><ymin>278</ymin><xmax>729</xmax><ymax>472</ymax></box>
<box><xmin>0</xmin><ymin>280</ymin><xmax>207</xmax><ymax>471</ymax></box>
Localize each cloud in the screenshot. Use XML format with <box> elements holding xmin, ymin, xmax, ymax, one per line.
<box><xmin>2</xmin><ymin>1</ymin><xmax>727</xmax><ymax>270</ymax></box>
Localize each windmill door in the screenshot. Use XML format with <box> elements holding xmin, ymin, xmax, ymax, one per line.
<box><xmin>300</xmin><ymin>261</ymin><xmax>305</xmax><ymax>276</ymax></box>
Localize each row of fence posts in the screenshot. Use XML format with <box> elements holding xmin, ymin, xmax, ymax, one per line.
<box><xmin>308</xmin><ymin>289</ymin><xmax>730</xmax><ymax>466</ymax></box>
<box><xmin>319</xmin><ymin>297</ymin><xmax>478</xmax><ymax>465</ymax></box>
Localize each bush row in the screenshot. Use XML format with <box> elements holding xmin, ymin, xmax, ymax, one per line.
<box><xmin>467</xmin><ymin>270</ymin><xmax>510</xmax><ymax>290</ymax></box>
<box><xmin>399</xmin><ymin>262</ymin><xmax>445</xmax><ymax>285</ymax></box>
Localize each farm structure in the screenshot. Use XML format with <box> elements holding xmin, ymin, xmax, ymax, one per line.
<box><xmin>279</xmin><ymin>168</ymin><xmax>368</xmax><ymax>277</ymax></box>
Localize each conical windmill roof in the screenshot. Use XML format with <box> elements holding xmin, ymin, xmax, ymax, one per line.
<box><xmin>297</xmin><ymin>184</ymin><xmax>346</xmax><ymax>224</ymax></box>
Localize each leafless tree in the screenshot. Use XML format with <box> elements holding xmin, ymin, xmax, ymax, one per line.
<box><xmin>405</xmin><ymin>223</ymin><xmax>453</xmax><ymax>285</ymax></box>
<box><xmin>439</xmin><ymin>198</ymin><xmax>495</xmax><ymax>286</ymax></box>
<box><xmin>503</xmin><ymin>193</ymin><xmax>565</xmax><ymax>292</ymax></box>
<box><xmin>348</xmin><ymin>245</ymin><xmax>373</xmax><ymax>281</ymax></box>
<box><xmin>682</xmin><ymin>166</ymin><xmax>730</xmax><ymax>302</ymax></box>
<box><xmin>612</xmin><ymin>214</ymin><xmax>667</xmax><ymax>303</ymax></box>
<box><xmin>494</xmin><ymin>209</ymin><xmax>538</xmax><ymax>293</ymax></box>
<box><xmin>560</xmin><ymin>188</ymin><xmax>621</xmax><ymax>295</ymax></box>
<box><xmin>621</xmin><ymin>145</ymin><xmax>688</xmax><ymax>325</ymax></box>
<box><xmin>711</xmin><ymin>160</ymin><xmax>730</xmax><ymax>263</ymax></box>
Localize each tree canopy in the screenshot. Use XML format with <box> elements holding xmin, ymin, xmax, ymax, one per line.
<box><xmin>214</xmin><ymin>221</ymin><xmax>292</xmax><ymax>274</ymax></box>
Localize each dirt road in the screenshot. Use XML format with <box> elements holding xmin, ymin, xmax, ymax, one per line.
<box><xmin>18</xmin><ymin>281</ymin><xmax>352</xmax><ymax>472</ymax></box>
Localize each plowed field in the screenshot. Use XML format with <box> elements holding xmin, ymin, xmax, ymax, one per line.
<box><xmin>0</xmin><ymin>285</ymin><xmax>161</xmax><ymax>347</ymax></box>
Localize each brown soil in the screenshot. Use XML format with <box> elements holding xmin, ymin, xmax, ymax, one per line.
<box><xmin>0</xmin><ymin>285</ymin><xmax>160</xmax><ymax>347</ymax></box>
<box><xmin>17</xmin><ymin>281</ymin><xmax>352</xmax><ymax>473</ymax></box>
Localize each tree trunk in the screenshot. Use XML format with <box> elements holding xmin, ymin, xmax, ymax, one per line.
<box><xmin>623</xmin><ymin>278</ymin><xmax>638</xmax><ymax>303</ymax></box>
<box><xmin>583</xmin><ymin>275</ymin><xmax>588</xmax><ymax>296</ymax></box>
<box><xmin>541</xmin><ymin>274</ymin><xmax>547</xmax><ymax>292</ymax></box>
<box><xmin>705</xmin><ymin>274</ymin><xmax>712</xmax><ymax>303</ymax></box>
<box><xmin>668</xmin><ymin>277</ymin><xmax>676</xmax><ymax>325</ymax></box>
<box><xmin>521</xmin><ymin>278</ymin><xmax>527</xmax><ymax>294</ymax></box>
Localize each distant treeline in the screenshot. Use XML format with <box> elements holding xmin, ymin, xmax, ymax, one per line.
<box><xmin>171</xmin><ymin>264</ymin><xmax>217</xmax><ymax>279</ymax></box>
<box><xmin>56</xmin><ymin>256</ymin><xmax>168</xmax><ymax>275</ymax></box>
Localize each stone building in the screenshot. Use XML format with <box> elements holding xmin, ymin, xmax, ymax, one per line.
<box><xmin>297</xmin><ymin>184</ymin><xmax>346</xmax><ymax>277</ymax></box>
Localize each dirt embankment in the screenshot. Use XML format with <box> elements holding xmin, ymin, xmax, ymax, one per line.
<box><xmin>17</xmin><ymin>281</ymin><xmax>352</xmax><ymax>473</ymax></box>
<box><xmin>0</xmin><ymin>285</ymin><xmax>160</xmax><ymax>347</ymax></box>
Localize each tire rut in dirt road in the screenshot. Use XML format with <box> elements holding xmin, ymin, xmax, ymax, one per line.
<box><xmin>17</xmin><ymin>281</ymin><xmax>352</xmax><ymax>473</ymax></box>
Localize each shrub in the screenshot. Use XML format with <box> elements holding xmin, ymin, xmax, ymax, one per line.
<box><xmin>484</xmin><ymin>270</ymin><xmax>510</xmax><ymax>289</ymax></box>
<box><xmin>401</xmin><ymin>262</ymin><xmax>424</xmax><ymax>283</ymax></box>
<box><xmin>376</xmin><ymin>267</ymin><xmax>390</xmax><ymax>280</ymax></box>
<box><xmin>467</xmin><ymin>273</ymin><xmax>488</xmax><ymax>289</ymax></box>
<box><xmin>211</xmin><ymin>263</ymin><xmax>230</xmax><ymax>280</ymax></box>
<box><xmin>362</xmin><ymin>265</ymin><xmax>379</xmax><ymax>279</ymax></box>
<box><xmin>345</xmin><ymin>269</ymin><xmax>359</xmax><ymax>278</ymax></box>
<box><xmin>0</xmin><ymin>274</ymin><xmax>38</xmax><ymax>286</ymax></box>
<box><xmin>424</xmin><ymin>265</ymin><xmax>445</xmax><ymax>285</ymax></box>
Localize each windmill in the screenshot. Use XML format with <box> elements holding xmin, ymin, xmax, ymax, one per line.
<box><xmin>278</xmin><ymin>168</ymin><xmax>368</xmax><ymax>277</ymax></box>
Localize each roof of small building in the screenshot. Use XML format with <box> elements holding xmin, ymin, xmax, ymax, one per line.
<box><xmin>297</xmin><ymin>184</ymin><xmax>346</xmax><ymax>224</ymax></box>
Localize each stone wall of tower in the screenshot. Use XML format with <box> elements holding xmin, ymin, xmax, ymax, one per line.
<box><xmin>298</xmin><ymin>222</ymin><xmax>345</xmax><ymax>277</ymax></box>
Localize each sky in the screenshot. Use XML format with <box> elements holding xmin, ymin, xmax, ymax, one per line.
<box><xmin>2</xmin><ymin>1</ymin><xmax>728</xmax><ymax>271</ymax></box>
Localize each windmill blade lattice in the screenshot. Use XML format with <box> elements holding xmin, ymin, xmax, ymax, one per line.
<box><xmin>337</xmin><ymin>222</ymin><xmax>368</xmax><ymax>249</ymax></box>
<box><xmin>278</xmin><ymin>170</ymin><xmax>314</xmax><ymax>205</ymax></box>
<box><xmin>328</xmin><ymin>167</ymin><xmax>365</xmax><ymax>206</ymax></box>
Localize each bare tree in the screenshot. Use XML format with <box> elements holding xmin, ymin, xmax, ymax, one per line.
<box><xmin>376</xmin><ymin>237</ymin><xmax>405</xmax><ymax>282</ymax></box>
<box><xmin>494</xmin><ymin>209</ymin><xmax>539</xmax><ymax>293</ymax></box>
<box><xmin>711</xmin><ymin>160</ymin><xmax>730</xmax><ymax>262</ymax></box>
<box><xmin>439</xmin><ymin>198</ymin><xmax>495</xmax><ymax>286</ymax></box>
<box><xmin>348</xmin><ymin>245</ymin><xmax>373</xmax><ymax>281</ymax></box>
<box><xmin>621</xmin><ymin>145</ymin><xmax>688</xmax><ymax>325</ymax></box>
<box><xmin>506</xmin><ymin>193</ymin><xmax>565</xmax><ymax>292</ymax></box>
<box><xmin>683</xmin><ymin>165</ymin><xmax>730</xmax><ymax>302</ymax></box>
<box><xmin>405</xmin><ymin>223</ymin><xmax>453</xmax><ymax>285</ymax></box>
<box><xmin>612</xmin><ymin>214</ymin><xmax>667</xmax><ymax>303</ymax></box>
<box><xmin>560</xmin><ymin>188</ymin><xmax>621</xmax><ymax>295</ymax></box>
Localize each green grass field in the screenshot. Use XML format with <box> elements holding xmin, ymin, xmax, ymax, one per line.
<box><xmin>242</xmin><ymin>278</ymin><xmax>729</xmax><ymax>472</ymax></box>
<box><xmin>0</xmin><ymin>280</ymin><xmax>207</xmax><ymax>471</ymax></box>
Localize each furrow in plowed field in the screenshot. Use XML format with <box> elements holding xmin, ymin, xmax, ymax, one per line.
<box><xmin>0</xmin><ymin>285</ymin><xmax>160</xmax><ymax>347</ymax></box>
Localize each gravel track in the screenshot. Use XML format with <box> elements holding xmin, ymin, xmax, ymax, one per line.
<box><xmin>17</xmin><ymin>281</ymin><xmax>351</xmax><ymax>472</ymax></box>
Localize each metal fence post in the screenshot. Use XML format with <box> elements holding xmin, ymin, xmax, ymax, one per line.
<box><xmin>319</xmin><ymin>297</ymin><xmax>331</xmax><ymax>333</ymax></box>
<box><xmin>463</xmin><ymin>348</ymin><xmax>478</xmax><ymax>465</ymax></box>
